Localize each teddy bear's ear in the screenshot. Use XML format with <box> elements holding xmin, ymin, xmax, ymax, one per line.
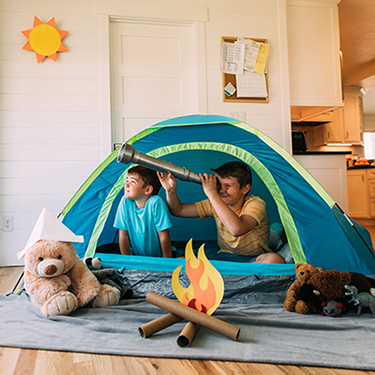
<box><xmin>295</xmin><ymin>263</ymin><xmax>302</xmax><ymax>270</ymax></box>
<box><xmin>317</xmin><ymin>267</ymin><xmax>324</xmax><ymax>273</ymax></box>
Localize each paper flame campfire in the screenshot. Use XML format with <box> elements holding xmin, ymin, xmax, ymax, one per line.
<box><xmin>139</xmin><ymin>239</ymin><xmax>240</xmax><ymax>347</ymax></box>
<box><xmin>172</xmin><ymin>239</ymin><xmax>224</xmax><ymax>316</ymax></box>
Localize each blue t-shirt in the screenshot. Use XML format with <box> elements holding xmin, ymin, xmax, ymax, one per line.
<box><xmin>113</xmin><ymin>195</ymin><xmax>172</xmax><ymax>257</ymax></box>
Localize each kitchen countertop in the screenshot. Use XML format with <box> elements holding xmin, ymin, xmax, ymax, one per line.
<box><xmin>293</xmin><ymin>151</ymin><xmax>350</xmax><ymax>155</ymax></box>
<box><xmin>347</xmin><ymin>165</ymin><xmax>375</xmax><ymax>170</ymax></box>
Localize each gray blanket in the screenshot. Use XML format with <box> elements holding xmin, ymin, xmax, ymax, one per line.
<box><xmin>1</xmin><ymin>291</ymin><xmax>375</xmax><ymax>370</ymax></box>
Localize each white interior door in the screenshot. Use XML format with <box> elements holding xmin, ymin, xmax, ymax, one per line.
<box><xmin>110</xmin><ymin>20</ymin><xmax>199</xmax><ymax>147</ymax></box>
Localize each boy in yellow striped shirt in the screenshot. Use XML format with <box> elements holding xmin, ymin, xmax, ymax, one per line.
<box><xmin>158</xmin><ymin>161</ymin><xmax>285</xmax><ymax>263</ymax></box>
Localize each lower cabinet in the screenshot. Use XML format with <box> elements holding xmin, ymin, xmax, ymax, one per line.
<box><xmin>368</xmin><ymin>170</ymin><xmax>375</xmax><ymax>217</ymax></box>
<box><xmin>295</xmin><ymin>154</ymin><xmax>349</xmax><ymax>213</ymax></box>
<box><xmin>347</xmin><ymin>168</ymin><xmax>375</xmax><ymax>218</ymax></box>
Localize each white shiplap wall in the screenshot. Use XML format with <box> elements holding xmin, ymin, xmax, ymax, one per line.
<box><xmin>0</xmin><ymin>0</ymin><xmax>291</xmax><ymax>265</ymax></box>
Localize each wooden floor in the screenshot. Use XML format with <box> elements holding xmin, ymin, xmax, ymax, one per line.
<box><xmin>2</xmin><ymin>226</ymin><xmax>375</xmax><ymax>374</ymax></box>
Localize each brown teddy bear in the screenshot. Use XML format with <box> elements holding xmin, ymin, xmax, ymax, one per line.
<box><xmin>283</xmin><ymin>263</ymin><xmax>323</xmax><ymax>314</ymax></box>
<box><xmin>23</xmin><ymin>240</ymin><xmax>120</xmax><ymax>317</ymax></box>
<box><xmin>297</xmin><ymin>270</ymin><xmax>375</xmax><ymax>314</ymax></box>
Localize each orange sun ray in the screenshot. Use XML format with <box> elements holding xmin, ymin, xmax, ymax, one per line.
<box><xmin>48</xmin><ymin>53</ymin><xmax>57</xmax><ymax>62</ymax></box>
<box><xmin>36</xmin><ymin>53</ymin><xmax>46</xmax><ymax>64</ymax></box>
<box><xmin>21</xmin><ymin>29</ymin><xmax>31</xmax><ymax>39</ymax></box>
<box><xmin>21</xmin><ymin>16</ymin><xmax>68</xmax><ymax>63</ymax></box>
<box><xmin>33</xmin><ymin>16</ymin><xmax>44</xmax><ymax>27</ymax></box>
<box><xmin>46</xmin><ymin>17</ymin><xmax>56</xmax><ymax>28</ymax></box>
<box><xmin>22</xmin><ymin>40</ymin><xmax>33</xmax><ymax>51</ymax></box>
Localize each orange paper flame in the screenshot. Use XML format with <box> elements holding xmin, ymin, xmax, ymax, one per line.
<box><xmin>172</xmin><ymin>239</ymin><xmax>224</xmax><ymax>316</ymax></box>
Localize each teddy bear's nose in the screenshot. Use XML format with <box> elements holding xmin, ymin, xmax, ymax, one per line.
<box><xmin>44</xmin><ymin>264</ymin><xmax>58</xmax><ymax>275</ymax></box>
<box><xmin>37</xmin><ymin>259</ymin><xmax>65</xmax><ymax>278</ymax></box>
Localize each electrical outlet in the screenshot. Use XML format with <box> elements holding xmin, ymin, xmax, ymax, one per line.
<box><xmin>3</xmin><ymin>216</ymin><xmax>13</xmax><ymax>232</ymax></box>
<box><xmin>228</xmin><ymin>112</ymin><xmax>246</xmax><ymax>122</ymax></box>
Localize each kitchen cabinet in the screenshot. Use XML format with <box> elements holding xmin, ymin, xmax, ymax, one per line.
<box><xmin>368</xmin><ymin>169</ymin><xmax>375</xmax><ymax>217</ymax></box>
<box><xmin>343</xmin><ymin>88</ymin><xmax>364</xmax><ymax>144</ymax></box>
<box><xmin>313</xmin><ymin>108</ymin><xmax>344</xmax><ymax>146</ymax></box>
<box><xmin>295</xmin><ymin>153</ymin><xmax>348</xmax><ymax>212</ymax></box>
<box><xmin>347</xmin><ymin>168</ymin><xmax>375</xmax><ymax>218</ymax></box>
<box><xmin>287</xmin><ymin>0</ymin><xmax>342</xmax><ymax>120</ymax></box>
<box><xmin>313</xmin><ymin>88</ymin><xmax>364</xmax><ymax>146</ymax></box>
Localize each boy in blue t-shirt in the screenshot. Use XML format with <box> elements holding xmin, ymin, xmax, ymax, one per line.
<box><xmin>113</xmin><ymin>165</ymin><xmax>172</xmax><ymax>257</ymax></box>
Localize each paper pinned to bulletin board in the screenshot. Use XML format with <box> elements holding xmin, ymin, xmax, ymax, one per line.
<box><xmin>236</xmin><ymin>37</ymin><xmax>269</xmax><ymax>74</ymax></box>
<box><xmin>236</xmin><ymin>71</ymin><xmax>267</xmax><ymax>98</ymax></box>
<box><xmin>221</xmin><ymin>37</ymin><xmax>269</xmax><ymax>103</ymax></box>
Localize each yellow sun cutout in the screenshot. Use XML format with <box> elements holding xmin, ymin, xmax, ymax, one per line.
<box><xmin>22</xmin><ymin>16</ymin><xmax>68</xmax><ymax>63</ymax></box>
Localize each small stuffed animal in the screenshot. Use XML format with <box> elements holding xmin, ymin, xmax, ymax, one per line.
<box><xmin>305</xmin><ymin>270</ymin><xmax>375</xmax><ymax>313</ymax></box>
<box><xmin>321</xmin><ymin>300</ymin><xmax>345</xmax><ymax>317</ymax></box>
<box><xmin>296</xmin><ymin>283</ymin><xmax>323</xmax><ymax>313</ymax></box>
<box><xmin>294</xmin><ymin>270</ymin><xmax>375</xmax><ymax>315</ymax></box>
<box><xmin>83</xmin><ymin>256</ymin><xmax>133</xmax><ymax>299</ymax></box>
<box><xmin>345</xmin><ymin>285</ymin><xmax>375</xmax><ymax>318</ymax></box>
<box><xmin>284</xmin><ymin>263</ymin><xmax>323</xmax><ymax>314</ymax></box>
<box><xmin>23</xmin><ymin>240</ymin><xmax>121</xmax><ymax>317</ymax></box>
<box><xmin>83</xmin><ymin>256</ymin><xmax>103</xmax><ymax>271</ymax></box>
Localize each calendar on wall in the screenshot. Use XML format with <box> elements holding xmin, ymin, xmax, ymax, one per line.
<box><xmin>221</xmin><ymin>37</ymin><xmax>269</xmax><ymax>103</ymax></box>
<box><xmin>236</xmin><ymin>72</ymin><xmax>267</xmax><ymax>98</ymax></box>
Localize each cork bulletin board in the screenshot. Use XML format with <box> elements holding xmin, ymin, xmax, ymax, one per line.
<box><xmin>221</xmin><ymin>36</ymin><xmax>269</xmax><ymax>103</ymax></box>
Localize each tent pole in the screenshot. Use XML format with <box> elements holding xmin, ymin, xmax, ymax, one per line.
<box><xmin>11</xmin><ymin>271</ymin><xmax>24</xmax><ymax>294</ymax></box>
<box><xmin>335</xmin><ymin>203</ymin><xmax>374</xmax><ymax>254</ymax></box>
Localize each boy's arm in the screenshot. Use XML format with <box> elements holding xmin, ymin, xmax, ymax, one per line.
<box><xmin>158</xmin><ymin>229</ymin><xmax>172</xmax><ymax>258</ymax></box>
<box><xmin>158</xmin><ymin>171</ymin><xmax>199</xmax><ymax>218</ymax></box>
<box><xmin>200</xmin><ymin>174</ymin><xmax>258</xmax><ymax>237</ymax></box>
<box><xmin>118</xmin><ymin>230</ymin><xmax>131</xmax><ymax>255</ymax></box>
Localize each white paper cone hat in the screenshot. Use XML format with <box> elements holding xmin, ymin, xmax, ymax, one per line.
<box><xmin>17</xmin><ymin>208</ymin><xmax>84</xmax><ymax>259</ymax></box>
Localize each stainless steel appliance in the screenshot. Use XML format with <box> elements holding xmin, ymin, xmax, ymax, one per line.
<box><xmin>292</xmin><ymin>131</ymin><xmax>307</xmax><ymax>153</ymax></box>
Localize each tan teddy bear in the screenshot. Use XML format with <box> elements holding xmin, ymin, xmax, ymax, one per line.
<box><xmin>283</xmin><ymin>263</ymin><xmax>323</xmax><ymax>314</ymax></box>
<box><xmin>23</xmin><ymin>240</ymin><xmax>120</xmax><ymax>317</ymax></box>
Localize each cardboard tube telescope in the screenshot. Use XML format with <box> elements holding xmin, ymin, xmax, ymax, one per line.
<box><xmin>117</xmin><ymin>143</ymin><xmax>202</xmax><ymax>184</ymax></box>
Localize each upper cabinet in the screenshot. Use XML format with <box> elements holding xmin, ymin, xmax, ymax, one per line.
<box><xmin>313</xmin><ymin>108</ymin><xmax>344</xmax><ymax>145</ymax></box>
<box><xmin>313</xmin><ymin>87</ymin><xmax>364</xmax><ymax>146</ymax></box>
<box><xmin>343</xmin><ymin>87</ymin><xmax>364</xmax><ymax>144</ymax></box>
<box><xmin>287</xmin><ymin>0</ymin><xmax>343</xmax><ymax>121</ymax></box>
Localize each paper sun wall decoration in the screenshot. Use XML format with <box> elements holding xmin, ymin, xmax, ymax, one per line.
<box><xmin>22</xmin><ymin>16</ymin><xmax>68</xmax><ymax>63</ymax></box>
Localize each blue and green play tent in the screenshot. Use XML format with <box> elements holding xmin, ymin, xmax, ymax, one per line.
<box><xmin>60</xmin><ymin>114</ymin><xmax>375</xmax><ymax>276</ymax></box>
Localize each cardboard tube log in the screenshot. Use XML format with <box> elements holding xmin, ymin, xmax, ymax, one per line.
<box><xmin>139</xmin><ymin>312</ymin><xmax>183</xmax><ymax>338</ymax></box>
<box><xmin>146</xmin><ymin>291</ymin><xmax>240</xmax><ymax>341</ymax></box>
<box><xmin>177</xmin><ymin>322</ymin><xmax>200</xmax><ymax>348</ymax></box>
<box><xmin>117</xmin><ymin>143</ymin><xmax>201</xmax><ymax>184</ymax></box>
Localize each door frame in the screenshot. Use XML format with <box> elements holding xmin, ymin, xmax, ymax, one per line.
<box><xmin>96</xmin><ymin>1</ymin><xmax>208</xmax><ymax>158</ymax></box>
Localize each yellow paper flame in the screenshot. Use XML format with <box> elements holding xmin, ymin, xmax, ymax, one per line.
<box><xmin>172</xmin><ymin>239</ymin><xmax>224</xmax><ymax>316</ymax></box>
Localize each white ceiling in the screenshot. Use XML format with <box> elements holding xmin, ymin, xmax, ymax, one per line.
<box><xmin>339</xmin><ymin>0</ymin><xmax>375</xmax><ymax>115</ymax></box>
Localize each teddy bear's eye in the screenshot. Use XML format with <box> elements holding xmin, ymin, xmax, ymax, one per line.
<box><xmin>57</xmin><ymin>255</ymin><xmax>62</xmax><ymax>260</ymax></box>
<box><xmin>39</xmin><ymin>257</ymin><xmax>44</xmax><ymax>261</ymax></box>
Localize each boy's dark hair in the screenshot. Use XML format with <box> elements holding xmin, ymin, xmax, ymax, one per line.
<box><xmin>127</xmin><ymin>165</ymin><xmax>161</xmax><ymax>195</ymax></box>
<box><xmin>211</xmin><ymin>161</ymin><xmax>252</xmax><ymax>188</ymax></box>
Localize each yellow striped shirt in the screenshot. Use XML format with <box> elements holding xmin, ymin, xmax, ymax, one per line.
<box><xmin>195</xmin><ymin>195</ymin><xmax>270</xmax><ymax>256</ymax></box>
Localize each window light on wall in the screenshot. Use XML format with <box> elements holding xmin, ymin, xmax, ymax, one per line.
<box><xmin>364</xmin><ymin>132</ymin><xmax>375</xmax><ymax>159</ymax></box>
